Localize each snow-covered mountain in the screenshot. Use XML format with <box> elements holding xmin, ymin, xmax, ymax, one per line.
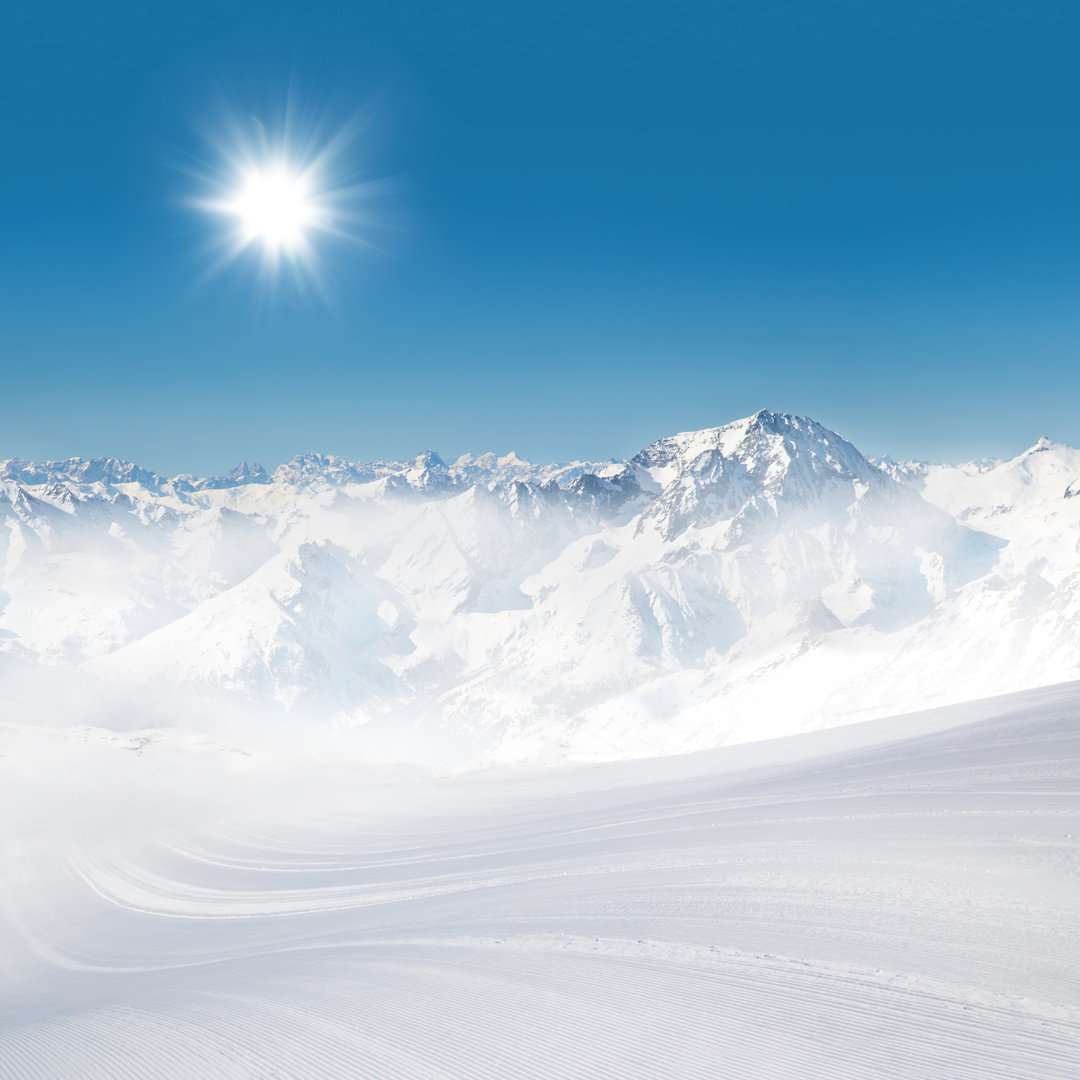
<box><xmin>2</xmin><ymin>409</ymin><xmax>1078</xmax><ymax>763</ymax></box>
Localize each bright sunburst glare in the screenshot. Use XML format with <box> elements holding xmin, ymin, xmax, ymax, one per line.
<box><xmin>186</xmin><ymin>96</ymin><xmax>385</xmax><ymax>301</ymax></box>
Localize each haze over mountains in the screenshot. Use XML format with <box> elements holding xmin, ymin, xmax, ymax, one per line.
<box><xmin>3</xmin><ymin>409</ymin><xmax>1079</xmax><ymax>763</ymax></box>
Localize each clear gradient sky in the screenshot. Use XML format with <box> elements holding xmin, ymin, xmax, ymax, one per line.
<box><xmin>3</xmin><ymin>1</ymin><xmax>1079</xmax><ymax>476</ymax></box>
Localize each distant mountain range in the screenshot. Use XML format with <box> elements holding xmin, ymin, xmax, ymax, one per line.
<box><xmin>3</xmin><ymin>410</ymin><xmax>1078</xmax><ymax>763</ymax></box>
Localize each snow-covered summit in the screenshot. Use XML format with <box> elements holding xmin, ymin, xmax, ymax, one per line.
<box><xmin>633</xmin><ymin>409</ymin><xmax>875</xmax><ymax>485</ymax></box>
<box><xmin>631</xmin><ymin>410</ymin><xmax>890</xmax><ymax>540</ymax></box>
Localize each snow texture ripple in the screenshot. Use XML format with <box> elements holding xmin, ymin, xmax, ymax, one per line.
<box><xmin>1</xmin><ymin>683</ymin><xmax>1077</xmax><ymax>1078</ymax></box>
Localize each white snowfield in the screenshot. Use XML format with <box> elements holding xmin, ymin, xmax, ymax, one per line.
<box><xmin>1</xmin><ymin>683</ymin><xmax>1078</xmax><ymax>1078</ymax></box>
<box><xmin>2</xmin><ymin>409</ymin><xmax>1080</xmax><ymax>762</ymax></box>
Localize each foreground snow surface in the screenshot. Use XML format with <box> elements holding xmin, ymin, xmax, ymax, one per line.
<box><xmin>3</xmin><ymin>683</ymin><xmax>1078</xmax><ymax>1079</ymax></box>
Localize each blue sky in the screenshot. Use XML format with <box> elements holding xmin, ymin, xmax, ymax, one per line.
<box><xmin>2</xmin><ymin>1</ymin><xmax>1079</xmax><ymax>475</ymax></box>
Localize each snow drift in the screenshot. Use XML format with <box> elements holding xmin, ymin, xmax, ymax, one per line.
<box><xmin>2</xmin><ymin>682</ymin><xmax>1078</xmax><ymax>1079</ymax></box>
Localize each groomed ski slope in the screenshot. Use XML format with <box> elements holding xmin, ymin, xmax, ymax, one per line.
<box><xmin>2</xmin><ymin>683</ymin><xmax>1078</xmax><ymax>1079</ymax></box>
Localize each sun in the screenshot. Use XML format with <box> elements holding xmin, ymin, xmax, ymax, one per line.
<box><xmin>226</xmin><ymin>164</ymin><xmax>319</xmax><ymax>254</ymax></box>
<box><xmin>186</xmin><ymin>99</ymin><xmax>383</xmax><ymax>298</ymax></box>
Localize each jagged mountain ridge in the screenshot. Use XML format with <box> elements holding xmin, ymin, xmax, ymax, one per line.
<box><xmin>0</xmin><ymin>444</ymin><xmax>624</xmax><ymax>497</ymax></box>
<box><xmin>2</xmin><ymin>410</ymin><xmax>1078</xmax><ymax>763</ymax></box>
